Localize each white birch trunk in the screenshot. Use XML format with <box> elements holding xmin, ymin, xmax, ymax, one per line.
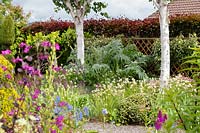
<box><xmin>159</xmin><ymin>0</ymin><xmax>170</xmax><ymax>90</ymax></box>
<box><xmin>75</xmin><ymin>20</ymin><xmax>84</xmax><ymax>65</ymax></box>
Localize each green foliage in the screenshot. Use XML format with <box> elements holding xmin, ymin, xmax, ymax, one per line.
<box><xmin>154</xmin><ymin>75</ymin><xmax>199</xmax><ymax>132</ymax></box>
<box><xmin>53</xmin><ymin>0</ymin><xmax>107</xmax><ymax>17</ymax></box>
<box><xmin>152</xmin><ymin>34</ymin><xmax>199</xmax><ymax>76</ymax></box>
<box><xmin>118</xmin><ymin>95</ymin><xmax>147</xmax><ymax>125</ymax></box>
<box><xmin>84</xmin><ymin>39</ymin><xmax>148</xmax><ymax>86</ymax></box>
<box><xmin>0</xmin><ymin>15</ymin><xmax>15</xmax><ymax>50</ymax></box>
<box><xmin>57</xmin><ymin>28</ymin><xmax>76</xmax><ymax>65</ymax></box>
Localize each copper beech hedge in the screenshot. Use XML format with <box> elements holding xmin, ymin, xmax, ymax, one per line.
<box><xmin>23</xmin><ymin>14</ymin><xmax>200</xmax><ymax>37</ymax></box>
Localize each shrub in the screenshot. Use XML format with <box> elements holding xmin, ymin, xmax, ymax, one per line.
<box><xmin>0</xmin><ymin>15</ymin><xmax>15</xmax><ymax>50</ymax></box>
<box><xmin>151</xmin><ymin>34</ymin><xmax>199</xmax><ymax>76</ymax></box>
<box><xmin>23</xmin><ymin>14</ymin><xmax>200</xmax><ymax>38</ymax></box>
<box><xmin>118</xmin><ymin>94</ymin><xmax>147</xmax><ymax>125</ymax></box>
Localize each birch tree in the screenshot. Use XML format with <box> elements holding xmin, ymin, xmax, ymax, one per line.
<box><xmin>150</xmin><ymin>0</ymin><xmax>170</xmax><ymax>90</ymax></box>
<box><xmin>53</xmin><ymin>0</ymin><xmax>107</xmax><ymax>65</ymax></box>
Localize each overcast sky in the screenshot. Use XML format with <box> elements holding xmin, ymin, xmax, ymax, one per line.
<box><xmin>12</xmin><ymin>0</ymin><xmax>156</xmax><ymax>22</ymax></box>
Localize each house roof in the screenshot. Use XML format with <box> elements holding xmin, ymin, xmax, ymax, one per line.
<box><xmin>148</xmin><ymin>0</ymin><xmax>200</xmax><ymax>18</ymax></box>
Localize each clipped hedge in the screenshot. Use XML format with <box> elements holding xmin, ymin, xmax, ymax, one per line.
<box><xmin>23</xmin><ymin>14</ymin><xmax>200</xmax><ymax>37</ymax></box>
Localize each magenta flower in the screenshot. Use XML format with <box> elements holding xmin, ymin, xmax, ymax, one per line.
<box><xmin>36</xmin><ymin>106</ymin><xmax>41</xmax><ymax>111</ymax></box>
<box><xmin>5</xmin><ymin>74</ymin><xmax>12</xmax><ymax>79</ymax></box>
<box><xmin>55</xmin><ymin>43</ymin><xmax>60</xmax><ymax>51</ymax></box>
<box><xmin>1</xmin><ymin>66</ymin><xmax>7</xmax><ymax>71</ymax></box>
<box><xmin>19</xmin><ymin>42</ymin><xmax>27</xmax><ymax>48</ymax></box>
<box><xmin>1</xmin><ymin>50</ymin><xmax>11</xmax><ymax>55</ymax></box>
<box><xmin>155</xmin><ymin>110</ymin><xmax>167</xmax><ymax>130</ymax></box>
<box><xmin>55</xmin><ymin>115</ymin><xmax>64</xmax><ymax>130</ymax></box>
<box><xmin>41</xmin><ymin>41</ymin><xmax>51</xmax><ymax>47</ymax></box>
<box><xmin>8</xmin><ymin>109</ymin><xmax>16</xmax><ymax>116</ymax></box>
<box><xmin>23</xmin><ymin>46</ymin><xmax>32</xmax><ymax>53</ymax></box>
<box><xmin>33</xmin><ymin>70</ymin><xmax>42</xmax><ymax>77</ymax></box>
<box><xmin>52</xmin><ymin>66</ymin><xmax>62</xmax><ymax>72</ymax></box>
<box><xmin>22</xmin><ymin>64</ymin><xmax>34</xmax><ymax>74</ymax></box>
<box><xmin>50</xmin><ymin>128</ymin><xmax>56</xmax><ymax>133</ymax></box>
<box><xmin>32</xmin><ymin>89</ymin><xmax>41</xmax><ymax>100</ymax></box>
<box><xmin>59</xmin><ymin>101</ymin><xmax>67</xmax><ymax>107</ymax></box>
<box><xmin>12</xmin><ymin>57</ymin><xmax>23</xmax><ymax>63</ymax></box>
<box><xmin>38</xmin><ymin>54</ymin><xmax>49</xmax><ymax>60</ymax></box>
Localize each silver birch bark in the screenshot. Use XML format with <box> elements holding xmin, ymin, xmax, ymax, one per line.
<box><xmin>75</xmin><ymin>20</ymin><xmax>84</xmax><ymax>64</ymax></box>
<box><xmin>159</xmin><ymin>0</ymin><xmax>170</xmax><ymax>90</ymax></box>
<box><xmin>153</xmin><ymin>0</ymin><xmax>170</xmax><ymax>90</ymax></box>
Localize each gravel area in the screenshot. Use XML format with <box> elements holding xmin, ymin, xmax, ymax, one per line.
<box><xmin>83</xmin><ymin>122</ymin><xmax>186</xmax><ymax>133</ymax></box>
<box><xmin>83</xmin><ymin>122</ymin><xmax>147</xmax><ymax>133</ymax></box>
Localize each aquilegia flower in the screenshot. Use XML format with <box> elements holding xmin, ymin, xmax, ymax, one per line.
<box><xmin>1</xmin><ymin>49</ymin><xmax>11</xmax><ymax>55</ymax></box>
<box><xmin>155</xmin><ymin>110</ymin><xmax>167</xmax><ymax>130</ymax></box>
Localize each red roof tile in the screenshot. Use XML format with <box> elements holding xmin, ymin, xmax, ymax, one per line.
<box><xmin>148</xmin><ymin>0</ymin><xmax>200</xmax><ymax>18</ymax></box>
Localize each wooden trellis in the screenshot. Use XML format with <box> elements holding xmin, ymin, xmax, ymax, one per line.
<box><xmin>132</xmin><ymin>37</ymin><xmax>200</xmax><ymax>76</ymax></box>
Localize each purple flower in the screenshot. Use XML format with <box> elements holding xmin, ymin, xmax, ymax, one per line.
<box><xmin>76</xmin><ymin>111</ymin><xmax>83</xmax><ymax>121</ymax></box>
<box><xmin>5</xmin><ymin>74</ymin><xmax>12</xmax><ymax>79</ymax></box>
<box><xmin>66</xmin><ymin>104</ymin><xmax>73</xmax><ymax>111</ymax></box>
<box><xmin>12</xmin><ymin>57</ymin><xmax>23</xmax><ymax>63</ymax></box>
<box><xmin>55</xmin><ymin>43</ymin><xmax>60</xmax><ymax>51</ymax></box>
<box><xmin>24</xmin><ymin>46</ymin><xmax>32</xmax><ymax>53</ymax></box>
<box><xmin>1</xmin><ymin>49</ymin><xmax>11</xmax><ymax>55</ymax></box>
<box><xmin>32</xmin><ymin>89</ymin><xmax>41</xmax><ymax>100</ymax></box>
<box><xmin>1</xmin><ymin>66</ymin><xmax>7</xmax><ymax>71</ymax></box>
<box><xmin>55</xmin><ymin>115</ymin><xmax>64</xmax><ymax>130</ymax></box>
<box><xmin>102</xmin><ymin>108</ymin><xmax>108</xmax><ymax>115</ymax></box>
<box><xmin>8</xmin><ymin>109</ymin><xmax>15</xmax><ymax>116</ymax></box>
<box><xmin>50</xmin><ymin>128</ymin><xmax>56</xmax><ymax>133</ymax></box>
<box><xmin>36</xmin><ymin>106</ymin><xmax>41</xmax><ymax>111</ymax></box>
<box><xmin>155</xmin><ymin>110</ymin><xmax>167</xmax><ymax>130</ymax></box>
<box><xmin>55</xmin><ymin>96</ymin><xmax>61</xmax><ymax>105</ymax></box>
<box><xmin>22</xmin><ymin>64</ymin><xmax>34</xmax><ymax>74</ymax></box>
<box><xmin>38</xmin><ymin>54</ymin><xmax>49</xmax><ymax>60</ymax></box>
<box><xmin>83</xmin><ymin>107</ymin><xmax>89</xmax><ymax>116</ymax></box>
<box><xmin>19</xmin><ymin>42</ymin><xmax>27</xmax><ymax>48</ymax></box>
<box><xmin>59</xmin><ymin>101</ymin><xmax>67</xmax><ymax>107</ymax></box>
<box><xmin>52</xmin><ymin>66</ymin><xmax>62</xmax><ymax>72</ymax></box>
<box><xmin>41</xmin><ymin>41</ymin><xmax>51</xmax><ymax>47</ymax></box>
<box><xmin>33</xmin><ymin>70</ymin><xmax>42</xmax><ymax>77</ymax></box>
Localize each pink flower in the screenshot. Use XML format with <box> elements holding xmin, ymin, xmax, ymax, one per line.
<box><xmin>5</xmin><ymin>74</ymin><xmax>12</xmax><ymax>79</ymax></box>
<box><xmin>23</xmin><ymin>46</ymin><xmax>32</xmax><ymax>53</ymax></box>
<box><xmin>22</xmin><ymin>64</ymin><xmax>34</xmax><ymax>74</ymax></box>
<box><xmin>1</xmin><ymin>66</ymin><xmax>7</xmax><ymax>71</ymax></box>
<box><xmin>50</xmin><ymin>128</ymin><xmax>56</xmax><ymax>133</ymax></box>
<box><xmin>38</xmin><ymin>54</ymin><xmax>49</xmax><ymax>60</ymax></box>
<box><xmin>1</xmin><ymin>50</ymin><xmax>11</xmax><ymax>55</ymax></box>
<box><xmin>32</xmin><ymin>89</ymin><xmax>41</xmax><ymax>100</ymax></box>
<box><xmin>59</xmin><ymin>101</ymin><xmax>67</xmax><ymax>107</ymax></box>
<box><xmin>55</xmin><ymin>43</ymin><xmax>60</xmax><ymax>51</ymax></box>
<box><xmin>52</xmin><ymin>66</ymin><xmax>62</xmax><ymax>72</ymax></box>
<box><xmin>12</xmin><ymin>57</ymin><xmax>23</xmax><ymax>63</ymax></box>
<box><xmin>36</xmin><ymin>106</ymin><xmax>41</xmax><ymax>111</ymax></box>
<box><xmin>8</xmin><ymin>109</ymin><xmax>16</xmax><ymax>116</ymax></box>
<box><xmin>41</xmin><ymin>41</ymin><xmax>51</xmax><ymax>47</ymax></box>
<box><xmin>155</xmin><ymin>110</ymin><xmax>167</xmax><ymax>130</ymax></box>
<box><xmin>55</xmin><ymin>115</ymin><xmax>64</xmax><ymax>130</ymax></box>
<box><xmin>19</xmin><ymin>42</ymin><xmax>27</xmax><ymax>48</ymax></box>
